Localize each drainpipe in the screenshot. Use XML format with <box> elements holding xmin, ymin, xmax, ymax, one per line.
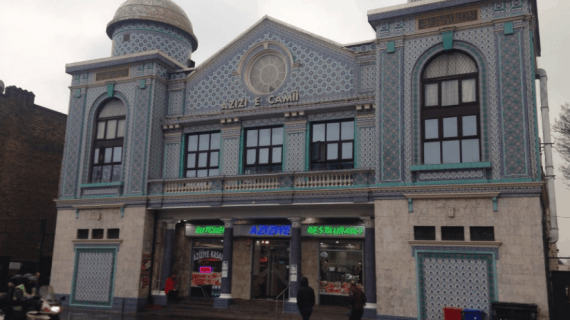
<box><xmin>537</xmin><ymin>69</ymin><xmax>559</xmax><ymax>244</ymax></box>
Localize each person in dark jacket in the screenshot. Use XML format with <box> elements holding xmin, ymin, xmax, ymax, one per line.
<box><xmin>348</xmin><ymin>280</ymin><xmax>365</xmax><ymax>320</ymax></box>
<box><xmin>296</xmin><ymin>277</ymin><xmax>315</xmax><ymax>320</ymax></box>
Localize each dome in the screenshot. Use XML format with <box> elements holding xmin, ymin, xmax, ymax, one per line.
<box><xmin>107</xmin><ymin>0</ymin><xmax>198</xmax><ymax>51</ymax></box>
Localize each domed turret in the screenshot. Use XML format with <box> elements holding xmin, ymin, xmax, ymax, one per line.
<box><xmin>107</xmin><ymin>0</ymin><xmax>198</xmax><ymax>65</ymax></box>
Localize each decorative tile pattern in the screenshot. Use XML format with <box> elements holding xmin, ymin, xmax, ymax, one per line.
<box><xmin>221</xmin><ymin>138</ymin><xmax>240</xmax><ymax>175</ymax></box>
<box><xmin>112</xmin><ymin>21</ymin><xmax>192</xmax><ymax>65</ymax></box>
<box><xmin>308</xmin><ymin>110</ymin><xmax>355</xmax><ymax>121</ymax></box>
<box><xmin>481</xmin><ymin>0</ymin><xmax>530</xmax><ymax>21</ymax></box>
<box><xmin>168</xmin><ymin>90</ymin><xmax>184</xmax><ymax>115</ymax></box>
<box><xmin>523</xmin><ymin>25</ymin><xmax>539</xmax><ymax>179</ymax></box>
<box><xmin>147</xmin><ymin>81</ymin><xmax>168</xmax><ymax>182</ymax></box>
<box><xmin>375</xmin><ymin>18</ymin><xmax>416</xmax><ymax>39</ymax></box>
<box><xmin>61</xmin><ymin>92</ymin><xmax>86</xmax><ymax>197</ymax></box>
<box><xmin>358</xmin><ymin>126</ymin><xmax>377</xmax><ymax>169</ymax></box>
<box><xmin>285</xmin><ymin>132</ymin><xmax>305</xmax><ymax>171</ymax></box>
<box><xmin>418</xmin><ymin>170</ymin><xmax>486</xmax><ymax>181</ymax></box>
<box><xmin>71</xmin><ymin>248</ymin><xmax>116</xmax><ymax>307</ymax></box>
<box><xmin>242</xmin><ymin>117</ymin><xmax>285</xmax><ymax>128</ymax></box>
<box><xmin>417</xmin><ymin>252</ymin><xmax>495</xmax><ymax>320</ymax></box>
<box><xmin>127</xmin><ymin>84</ymin><xmax>153</xmax><ymax>194</ymax></box>
<box><xmin>184</xmin><ymin>123</ymin><xmax>222</xmax><ymax>133</ymax></box>
<box><xmin>379</xmin><ymin>49</ymin><xmax>402</xmax><ymax>182</ymax></box>
<box><xmin>498</xmin><ymin>30</ymin><xmax>528</xmax><ymax>177</ymax></box>
<box><xmin>164</xmin><ymin>143</ymin><xmax>181</xmax><ymax>179</ymax></box>
<box><xmin>347</xmin><ymin>42</ymin><xmax>376</xmax><ymax>53</ymax></box>
<box><xmin>185</xmin><ymin>22</ymin><xmax>356</xmax><ymax>115</ymax></box>
<box><xmin>82</xmin><ymin>186</ymin><xmax>122</xmax><ymax>197</ymax></box>
<box><xmin>360</xmin><ymin>64</ymin><xmax>376</xmax><ymax>93</ymax></box>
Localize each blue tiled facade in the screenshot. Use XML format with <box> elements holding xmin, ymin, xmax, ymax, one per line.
<box><xmin>54</xmin><ymin>0</ymin><xmax>553</xmax><ymax>319</ymax></box>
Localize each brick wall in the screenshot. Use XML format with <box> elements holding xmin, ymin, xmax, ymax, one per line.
<box><xmin>0</xmin><ymin>85</ymin><xmax>66</xmax><ymax>273</ymax></box>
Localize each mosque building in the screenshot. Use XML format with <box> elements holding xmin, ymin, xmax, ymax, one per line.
<box><xmin>51</xmin><ymin>0</ymin><xmax>559</xmax><ymax>319</ymax></box>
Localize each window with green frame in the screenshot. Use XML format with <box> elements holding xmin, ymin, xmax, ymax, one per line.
<box><xmin>310</xmin><ymin>119</ymin><xmax>355</xmax><ymax>171</ymax></box>
<box><xmin>186</xmin><ymin>131</ymin><xmax>221</xmax><ymax>178</ymax></box>
<box><xmin>243</xmin><ymin>126</ymin><xmax>283</xmax><ymax>174</ymax></box>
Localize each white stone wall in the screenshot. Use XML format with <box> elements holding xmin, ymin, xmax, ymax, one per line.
<box><xmin>51</xmin><ymin>207</ymin><xmax>152</xmax><ymax>299</ymax></box>
<box><xmin>374</xmin><ymin>196</ymin><xmax>549</xmax><ymax>320</ymax></box>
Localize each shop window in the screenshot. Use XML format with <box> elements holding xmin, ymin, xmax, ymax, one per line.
<box><xmin>91</xmin><ymin>99</ymin><xmax>126</xmax><ymax>183</ymax></box>
<box><xmin>422</xmin><ymin>51</ymin><xmax>480</xmax><ymax>165</ymax></box>
<box><xmin>470</xmin><ymin>227</ymin><xmax>495</xmax><ymax>241</ymax></box>
<box><xmin>311</xmin><ymin>120</ymin><xmax>354</xmax><ymax>171</ymax></box>
<box><xmin>191</xmin><ymin>238</ymin><xmax>223</xmax><ymax>295</ymax></box>
<box><xmin>244</xmin><ymin>126</ymin><xmax>283</xmax><ymax>174</ymax></box>
<box><xmin>319</xmin><ymin>240</ymin><xmax>363</xmax><ymax>299</ymax></box>
<box><xmin>441</xmin><ymin>227</ymin><xmax>464</xmax><ymax>241</ymax></box>
<box><xmin>107</xmin><ymin>229</ymin><xmax>120</xmax><ymax>239</ymax></box>
<box><xmin>414</xmin><ymin>226</ymin><xmax>436</xmax><ymax>240</ymax></box>
<box><xmin>77</xmin><ymin>229</ymin><xmax>89</xmax><ymax>239</ymax></box>
<box><xmin>92</xmin><ymin>229</ymin><xmax>104</xmax><ymax>239</ymax></box>
<box><xmin>186</xmin><ymin>132</ymin><xmax>220</xmax><ymax>178</ymax></box>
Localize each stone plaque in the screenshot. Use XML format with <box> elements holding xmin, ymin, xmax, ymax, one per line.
<box><xmin>418</xmin><ymin>9</ymin><xmax>478</xmax><ymax>30</ymax></box>
<box><xmin>96</xmin><ymin>68</ymin><xmax>129</xmax><ymax>81</ymax></box>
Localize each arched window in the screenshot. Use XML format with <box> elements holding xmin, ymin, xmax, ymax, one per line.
<box><xmin>421</xmin><ymin>51</ymin><xmax>480</xmax><ymax>165</ymax></box>
<box><xmin>91</xmin><ymin>99</ymin><xmax>126</xmax><ymax>183</ymax></box>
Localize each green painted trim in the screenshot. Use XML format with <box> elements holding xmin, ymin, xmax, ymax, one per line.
<box><xmin>140</xmin><ymin>79</ymin><xmax>146</xmax><ymax>89</ymax></box>
<box><xmin>75</xmin><ymin>209</ymin><xmax>79</xmax><ymax>219</ymax></box>
<box><xmin>305</xmin><ymin>122</ymin><xmax>310</xmax><ymax>171</ymax></box>
<box><xmin>387</xmin><ymin>41</ymin><xmax>395</xmax><ymax>53</ymax></box>
<box><xmin>238</xmin><ymin>128</ymin><xmax>245</xmax><ymax>174</ymax></box>
<box><xmin>120</xmin><ymin>207</ymin><xmax>125</xmax><ymax>218</ymax></box>
<box><xmin>504</xmin><ymin>22</ymin><xmax>514</xmax><ymax>35</ymax></box>
<box><xmin>80</xmin><ymin>182</ymin><xmax>124</xmax><ymax>188</ymax></box>
<box><xmin>179</xmin><ymin>135</ymin><xmax>186</xmax><ymax>178</ymax></box>
<box><xmin>354</xmin><ymin>123</ymin><xmax>359</xmax><ymax>168</ymax></box>
<box><xmin>75</xmin><ymin>89</ymin><xmax>81</xmax><ymax>98</ymax></box>
<box><xmin>410</xmin><ymin>162</ymin><xmax>491</xmax><ymax>171</ymax></box>
<box><xmin>408</xmin><ymin>199</ymin><xmax>413</xmax><ymax>213</ymax></box>
<box><xmin>106</xmin><ymin>83</ymin><xmax>115</xmax><ymax>98</ymax></box>
<box><xmin>141</xmin><ymin>84</ymin><xmax>153</xmax><ymax>194</ymax></box>
<box><xmin>492</xmin><ymin>196</ymin><xmax>498</xmax><ymax>212</ymax></box>
<box><xmin>442</xmin><ymin>31</ymin><xmax>454</xmax><ymax>50</ymax></box>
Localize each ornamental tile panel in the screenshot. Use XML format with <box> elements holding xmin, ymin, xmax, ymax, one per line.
<box><xmin>148</xmin><ymin>81</ymin><xmax>168</xmax><ymax>182</ymax></box>
<box><xmin>164</xmin><ymin>143</ymin><xmax>181</xmax><ymax>179</ymax></box>
<box><xmin>481</xmin><ymin>0</ymin><xmax>531</xmax><ymax>21</ymax></box>
<box><xmin>127</xmin><ymin>84</ymin><xmax>153</xmax><ymax>194</ymax></box>
<box><xmin>71</xmin><ymin>249</ymin><xmax>116</xmax><ymax>307</ymax></box>
<box><xmin>358</xmin><ymin>126</ymin><xmax>377</xmax><ymax>170</ymax></box>
<box><xmin>359</xmin><ymin>64</ymin><xmax>376</xmax><ymax>93</ymax></box>
<box><xmin>379</xmin><ymin>49</ymin><xmax>403</xmax><ymax>182</ymax></box>
<box><xmin>285</xmin><ymin>132</ymin><xmax>305</xmax><ymax>171</ymax></box>
<box><xmin>498</xmin><ymin>30</ymin><xmax>529</xmax><ymax>176</ymax></box>
<box><xmin>168</xmin><ymin>90</ymin><xmax>184</xmax><ymax>115</ymax></box>
<box><xmin>61</xmin><ymin>92</ymin><xmax>86</xmax><ymax>197</ymax></box>
<box><xmin>221</xmin><ymin>137</ymin><xmax>240</xmax><ymax>175</ymax></box>
<box><xmin>417</xmin><ymin>252</ymin><xmax>496</xmax><ymax>320</ymax></box>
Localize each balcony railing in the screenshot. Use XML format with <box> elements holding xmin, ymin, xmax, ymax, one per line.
<box><xmin>149</xmin><ymin>169</ymin><xmax>373</xmax><ymax>195</ymax></box>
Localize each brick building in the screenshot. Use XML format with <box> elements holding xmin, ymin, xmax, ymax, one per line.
<box><xmin>0</xmin><ymin>82</ymin><xmax>67</xmax><ymax>290</ymax></box>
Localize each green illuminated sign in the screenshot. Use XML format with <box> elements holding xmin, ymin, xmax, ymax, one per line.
<box><xmin>195</xmin><ymin>226</ymin><xmax>225</xmax><ymax>235</ymax></box>
<box><xmin>306</xmin><ymin>226</ymin><xmax>364</xmax><ymax>236</ymax></box>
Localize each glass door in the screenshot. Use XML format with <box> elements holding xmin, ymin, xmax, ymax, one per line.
<box><xmin>251</xmin><ymin>239</ymin><xmax>290</xmax><ymax>299</ymax></box>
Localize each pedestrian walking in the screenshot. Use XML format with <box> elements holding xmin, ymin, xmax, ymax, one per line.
<box><xmin>164</xmin><ymin>273</ymin><xmax>178</xmax><ymax>301</ymax></box>
<box><xmin>348</xmin><ymin>280</ymin><xmax>366</xmax><ymax>320</ymax></box>
<box><xmin>296</xmin><ymin>277</ymin><xmax>315</xmax><ymax>320</ymax></box>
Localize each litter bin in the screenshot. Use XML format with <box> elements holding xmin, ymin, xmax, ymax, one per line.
<box><xmin>443</xmin><ymin>307</ymin><xmax>462</xmax><ymax>320</ymax></box>
<box><xmin>463</xmin><ymin>309</ymin><xmax>486</xmax><ymax>320</ymax></box>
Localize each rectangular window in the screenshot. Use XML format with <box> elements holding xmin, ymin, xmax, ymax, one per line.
<box><xmin>470</xmin><ymin>227</ymin><xmax>495</xmax><ymax>241</ymax></box>
<box><xmin>77</xmin><ymin>229</ymin><xmax>89</xmax><ymax>240</ymax></box>
<box><xmin>311</xmin><ymin>120</ymin><xmax>354</xmax><ymax>170</ymax></box>
<box><xmin>414</xmin><ymin>226</ymin><xmax>436</xmax><ymax>240</ymax></box>
<box><xmin>107</xmin><ymin>229</ymin><xmax>120</xmax><ymax>239</ymax></box>
<box><xmin>92</xmin><ymin>229</ymin><xmax>104</xmax><ymax>239</ymax></box>
<box><xmin>441</xmin><ymin>227</ymin><xmax>464</xmax><ymax>241</ymax></box>
<box><xmin>92</xmin><ymin>146</ymin><xmax>123</xmax><ymax>183</ymax></box>
<box><xmin>319</xmin><ymin>240</ymin><xmax>363</xmax><ymax>296</ymax></box>
<box><xmin>244</xmin><ymin>127</ymin><xmax>283</xmax><ymax>174</ymax></box>
<box><xmin>186</xmin><ymin>132</ymin><xmax>220</xmax><ymax>178</ymax></box>
<box><xmin>423</xmin><ymin>115</ymin><xmax>480</xmax><ymax>165</ymax></box>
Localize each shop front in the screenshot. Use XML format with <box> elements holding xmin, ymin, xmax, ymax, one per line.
<box><xmin>186</xmin><ymin>225</ymin><xmax>225</xmax><ymax>298</ymax></box>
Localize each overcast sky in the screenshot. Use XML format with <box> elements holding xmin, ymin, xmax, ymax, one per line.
<box><xmin>1</xmin><ymin>0</ymin><xmax>569</xmax><ymax>257</ymax></box>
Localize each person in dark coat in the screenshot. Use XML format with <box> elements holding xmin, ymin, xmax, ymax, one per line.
<box><xmin>348</xmin><ymin>280</ymin><xmax>365</xmax><ymax>320</ymax></box>
<box><xmin>296</xmin><ymin>277</ymin><xmax>315</xmax><ymax>320</ymax></box>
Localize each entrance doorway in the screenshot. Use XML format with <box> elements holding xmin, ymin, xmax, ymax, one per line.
<box><xmin>251</xmin><ymin>239</ymin><xmax>289</xmax><ymax>299</ymax></box>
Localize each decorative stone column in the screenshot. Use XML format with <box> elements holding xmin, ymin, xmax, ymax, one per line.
<box><xmin>362</xmin><ymin>216</ymin><xmax>377</xmax><ymax>317</ymax></box>
<box><xmin>283</xmin><ymin>217</ymin><xmax>302</xmax><ymax>314</ymax></box>
<box><xmin>159</xmin><ymin>220</ymin><xmax>176</xmax><ymax>292</ymax></box>
<box><xmin>215</xmin><ymin>219</ymin><xmax>234</xmax><ymax>309</ymax></box>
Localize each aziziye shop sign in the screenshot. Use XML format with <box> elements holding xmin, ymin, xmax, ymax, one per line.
<box><xmin>302</xmin><ymin>225</ymin><xmax>365</xmax><ymax>238</ymax></box>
